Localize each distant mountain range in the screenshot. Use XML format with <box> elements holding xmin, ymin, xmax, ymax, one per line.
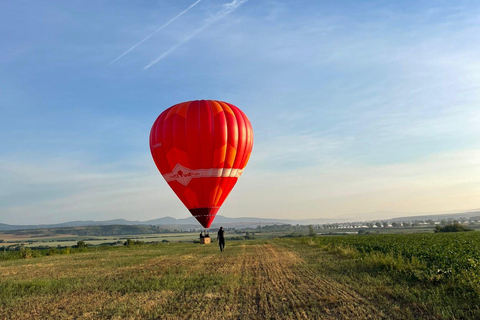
<box><xmin>0</xmin><ymin>215</ymin><xmax>341</xmax><ymax>231</ymax></box>
<box><xmin>1</xmin><ymin>210</ymin><xmax>479</xmax><ymax>231</ymax></box>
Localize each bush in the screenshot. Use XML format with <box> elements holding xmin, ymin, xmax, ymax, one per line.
<box><xmin>47</xmin><ymin>248</ymin><xmax>58</xmax><ymax>256</ymax></box>
<box><xmin>434</xmin><ymin>224</ymin><xmax>474</xmax><ymax>233</ymax></box>
<box><xmin>124</xmin><ymin>239</ymin><xmax>145</xmax><ymax>246</ymax></box>
<box><xmin>76</xmin><ymin>241</ymin><xmax>86</xmax><ymax>248</ymax></box>
<box><xmin>19</xmin><ymin>247</ymin><xmax>32</xmax><ymax>259</ymax></box>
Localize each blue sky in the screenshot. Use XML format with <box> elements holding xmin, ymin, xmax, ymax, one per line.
<box><xmin>1</xmin><ymin>0</ymin><xmax>480</xmax><ymax>224</ymax></box>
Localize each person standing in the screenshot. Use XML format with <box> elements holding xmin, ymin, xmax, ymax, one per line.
<box><xmin>217</xmin><ymin>227</ymin><xmax>225</xmax><ymax>252</ymax></box>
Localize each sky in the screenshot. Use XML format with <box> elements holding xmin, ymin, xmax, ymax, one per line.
<box><xmin>1</xmin><ymin>0</ymin><xmax>480</xmax><ymax>225</ymax></box>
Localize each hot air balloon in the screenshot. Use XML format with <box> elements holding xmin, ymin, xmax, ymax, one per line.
<box><xmin>150</xmin><ymin>100</ymin><xmax>253</xmax><ymax>228</ymax></box>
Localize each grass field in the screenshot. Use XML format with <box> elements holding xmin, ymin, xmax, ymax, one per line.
<box><xmin>0</xmin><ymin>232</ymin><xmax>202</xmax><ymax>247</ymax></box>
<box><xmin>0</xmin><ymin>230</ymin><xmax>287</xmax><ymax>248</ymax></box>
<box><xmin>1</xmin><ymin>234</ymin><xmax>479</xmax><ymax>319</ymax></box>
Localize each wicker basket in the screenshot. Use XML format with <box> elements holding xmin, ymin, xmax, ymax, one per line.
<box><xmin>200</xmin><ymin>237</ymin><xmax>211</xmax><ymax>244</ymax></box>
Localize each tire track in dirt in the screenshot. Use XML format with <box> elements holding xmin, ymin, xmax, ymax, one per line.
<box><xmin>233</xmin><ymin>243</ymin><xmax>384</xmax><ymax>320</ymax></box>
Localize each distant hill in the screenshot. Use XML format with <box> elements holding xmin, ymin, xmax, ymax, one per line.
<box><xmin>1</xmin><ymin>225</ymin><xmax>165</xmax><ymax>237</ymax></box>
<box><xmin>2</xmin><ymin>210</ymin><xmax>479</xmax><ymax>232</ymax></box>
<box><xmin>389</xmin><ymin>211</ymin><xmax>480</xmax><ymax>222</ymax></box>
<box><xmin>0</xmin><ymin>215</ymin><xmax>341</xmax><ymax>232</ymax></box>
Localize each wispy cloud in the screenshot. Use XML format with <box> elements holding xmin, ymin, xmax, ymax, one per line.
<box><xmin>226</xmin><ymin>148</ymin><xmax>480</xmax><ymax>220</ymax></box>
<box><xmin>0</xmin><ymin>157</ymin><xmax>181</xmax><ymax>224</ymax></box>
<box><xmin>110</xmin><ymin>0</ymin><xmax>203</xmax><ymax>65</ymax></box>
<box><xmin>144</xmin><ymin>0</ymin><xmax>249</xmax><ymax>70</ymax></box>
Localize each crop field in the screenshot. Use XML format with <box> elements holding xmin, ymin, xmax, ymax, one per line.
<box><xmin>1</xmin><ymin>233</ymin><xmax>479</xmax><ymax>319</ymax></box>
<box><xmin>0</xmin><ymin>230</ymin><xmax>291</xmax><ymax>249</ymax></box>
<box><xmin>307</xmin><ymin>232</ymin><xmax>480</xmax><ymax>275</ymax></box>
<box><xmin>0</xmin><ymin>232</ymin><xmax>202</xmax><ymax>247</ymax></box>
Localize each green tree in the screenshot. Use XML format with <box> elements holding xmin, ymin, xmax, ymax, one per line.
<box><xmin>308</xmin><ymin>225</ymin><xmax>316</xmax><ymax>237</ymax></box>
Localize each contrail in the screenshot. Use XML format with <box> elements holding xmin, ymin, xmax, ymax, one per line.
<box><xmin>144</xmin><ymin>0</ymin><xmax>249</xmax><ymax>70</ymax></box>
<box><xmin>110</xmin><ymin>0</ymin><xmax>203</xmax><ymax>65</ymax></box>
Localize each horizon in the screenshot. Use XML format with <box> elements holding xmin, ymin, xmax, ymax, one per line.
<box><xmin>3</xmin><ymin>209</ymin><xmax>480</xmax><ymax>228</ymax></box>
<box><xmin>1</xmin><ymin>1</ymin><xmax>480</xmax><ymax>225</ymax></box>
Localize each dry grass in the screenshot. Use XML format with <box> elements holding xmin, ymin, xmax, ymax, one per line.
<box><xmin>0</xmin><ymin>233</ymin><xmax>79</xmax><ymax>241</ymax></box>
<box><xmin>0</xmin><ymin>242</ymin><xmax>382</xmax><ymax>319</ymax></box>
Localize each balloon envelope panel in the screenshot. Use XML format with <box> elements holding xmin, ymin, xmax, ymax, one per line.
<box><xmin>150</xmin><ymin>100</ymin><xmax>253</xmax><ymax>228</ymax></box>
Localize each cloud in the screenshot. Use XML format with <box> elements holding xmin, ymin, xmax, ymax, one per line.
<box><xmin>3</xmin><ymin>1</ymin><xmax>480</xmax><ymax>225</ymax></box>
<box><xmin>0</xmin><ymin>156</ymin><xmax>185</xmax><ymax>224</ymax></box>
<box><xmin>144</xmin><ymin>0</ymin><xmax>249</xmax><ymax>69</ymax></box>
<box><xmin>3</xmin><ymin>144</ymin><xmax>479</xmax><ymax>225</ymax></box>
<box><xmin>110</xmin><ymin>0</ymin><xmax>204</xmax><ymax>64</ymax></box>
<box><xmin>223</xmin><ymin>148</ymin><xmax>480</xmax><ymax>220</ymax></box>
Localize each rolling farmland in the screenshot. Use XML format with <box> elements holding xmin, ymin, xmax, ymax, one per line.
<box><xmin>1</xmin><ymin>233</ymin><xmax>479</xmax><ymax>319</ymax></box>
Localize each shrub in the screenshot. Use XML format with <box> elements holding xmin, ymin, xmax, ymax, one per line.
<box><xmin>47</xmin><ymin>248</ymin><xmax>58</xmax><ymax>256</ymax></box>
<box><xmin>19</xmin><ymin>247</ymin><xmax>32</xmax><ymax>259</ymax></box>
<box><xmin>76</xmin><ymin>241</ymin><xmax>86</xmax><ymax>248</ymax></box>
<box><xmin>124</xmin><ymin>239</ymin><xmax>145</xmax><ymax>246</ymax></box>
<box><xmin>434</xmin><ymin>224</ymin><xmax>474</xmax><ymax>233</ymax></box>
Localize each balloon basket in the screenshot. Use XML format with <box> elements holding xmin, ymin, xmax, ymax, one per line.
<box><xmin>200</xmin><ymin>237</ymin><xmax>211</xmax><ymax>244</ymax></box>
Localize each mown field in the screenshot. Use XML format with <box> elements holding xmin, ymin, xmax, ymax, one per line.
<box><xmin>1</xmin><ymin>233</ymin><xmax>479</xmax><ymax>319</ymax></box>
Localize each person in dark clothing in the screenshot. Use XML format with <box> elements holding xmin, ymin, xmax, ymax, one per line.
<box><xmin>217</xmin><ymin>227</ymin><xmax>225</xmax><ymax>252</ymax></box>
<box><xmin>199</xmin><ymin>231</ymin><xmax>204</xmax><ymax>239</ymax></box>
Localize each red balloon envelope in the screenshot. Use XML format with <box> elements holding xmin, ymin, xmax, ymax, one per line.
<box><xmin>150</xmin><ymin>100</ymin><xmax>254</xmax><ymax>228</ymax></box>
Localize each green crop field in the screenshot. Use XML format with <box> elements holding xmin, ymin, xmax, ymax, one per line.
<box><xmin>1</xmin><ymin>233</ymin><xmax>479</xmax><ymax>319</ymax></box>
